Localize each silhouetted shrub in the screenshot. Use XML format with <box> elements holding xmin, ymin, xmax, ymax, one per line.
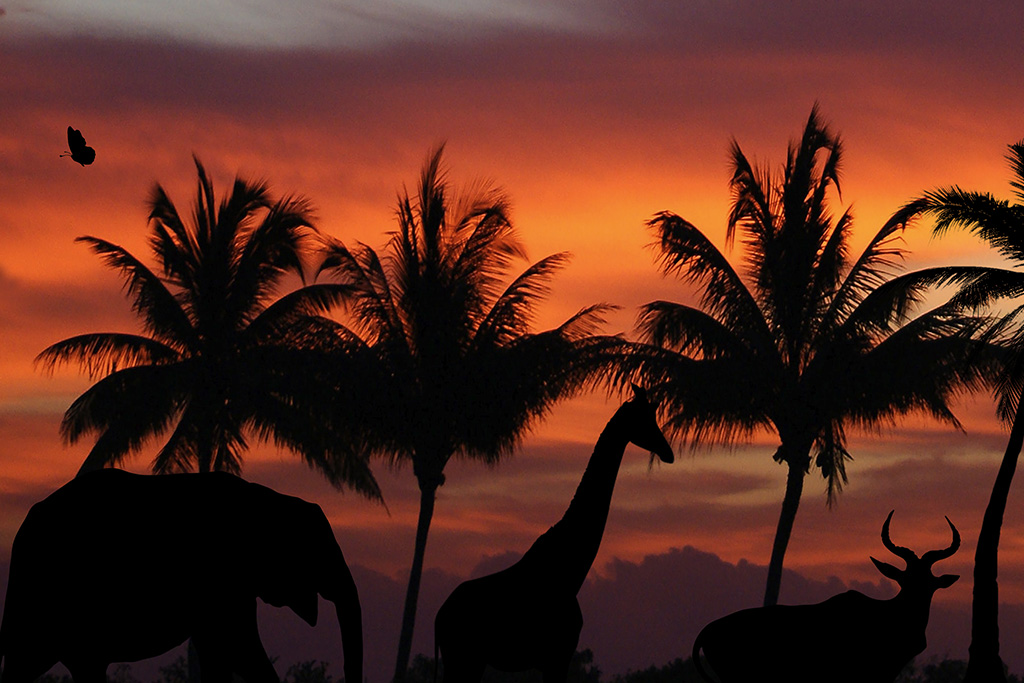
<box><xmin>154</xmin><ymin>657</ymin><xmax>188</xmax><ymax>683</ymax></box>
<box><xmin>405</xmin><ymin>649</ymin><xmax>600</xmax><ymax>683</ymax></box>
<box><xmin>896</xmin><ymin>657</ymin><xmax>1021</xmax><ymax>683</ymax></box>
<box><xmin>16</xmin><ymin>653</ymin><xmax>1023</xmax><ymax>683</ymax></box>
<box><xmin>33</xmin><ymin>673</ymin><xmax>73</xmax><ymax>683</ymax></box>
<box><xmin>609</xmin><ymin>658</ymin><xmax>702</xmax><ymax>683</ymax></box>
<box><xmin>285</xmin><ymin>660</ymin><xmax>336</xmax><ymax>683</ymax></box>
<box><xmin>30</xmin><ymin>663</ymin><xmax>138</xmax><ymax>683</ymax></box>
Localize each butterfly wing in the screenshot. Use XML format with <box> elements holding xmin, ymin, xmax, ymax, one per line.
<box><xmin>78</xmin><ymin>145</ymin><xmax>96</xmax><ymax>165</ymax></box>
<box><xmin>67</xmin><ymin>126</ymin><xmax>86</xmax><ymax>151</ymax></box>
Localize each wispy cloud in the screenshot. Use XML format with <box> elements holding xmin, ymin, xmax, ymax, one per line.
<box><xmin>3</xmin><ymin>0</ymin><xmax>620</xmax><ymax>49</ymax></box>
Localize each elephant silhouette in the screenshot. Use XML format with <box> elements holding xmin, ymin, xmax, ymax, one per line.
<box><xmin>0</xmin><ymin>469</ymin><xmax>362</xmax><ymax>683</ymax></box>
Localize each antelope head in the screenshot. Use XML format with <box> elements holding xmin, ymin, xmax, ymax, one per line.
<box><xmin>870</xmin><ymin>510</ymin><xmax>960</xmax><ymax>598</ymax></box>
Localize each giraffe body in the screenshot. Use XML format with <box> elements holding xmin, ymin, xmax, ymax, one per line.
<box><xmin>435</xmin><ymin>387</ymin><xmax>673</xmax><ymax>683</ymax></box>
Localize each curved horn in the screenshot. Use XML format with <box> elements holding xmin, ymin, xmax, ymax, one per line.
<box><xmin>920</xmin><ymin>516</ymin><xmax>961</xmax><ymax>566</ymax></box>
<box><xmin>881</xmin><ymin>510</ymin><xmax>917</xmax><ymax>564</ymax></box>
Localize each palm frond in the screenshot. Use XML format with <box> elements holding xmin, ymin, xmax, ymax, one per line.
<box><xmin>449</xmin><ymin>191</ymin><xmax>521</xmax><ymax>305</ymax></box>
<box><xmin>988</xmin><ymin>304</ymin><xmax>1024</xmax><ymax>422</ymax></box>
<box><xmin>453</xmin><ymin>325</ymin><xmax>618</xmax><ymax>459</ymax></box>
<box><xmin>814</xmin><ymin>423</ymin><xmax>851</xmax><ymax>507</ymax></box>
<box><xmin>61</xmin><ymin>363</ymin><xmax>185</xmax><ymax>451</ymax></box>
<box><xmin>149</xmin><ymin>409</ymin><xmax>201</xmax><ymax>474</ymax></box>
<box><xmin>246</xmin><ymin>283</ymin><xmax>361</xmax><ymax>340</ymax></box>
<box><xmin>821</xmin><ymin>199</ymin><xmax>926</xmax><ymax>333</ymax></box>
<box><xmin>192</xmin><ymin>157</ymin><xmax>218</xmax><ymax>250</ymax></box>
<box><xmin>840</xmin><ymin>266</ymin><xmax>996</xmax><ymax>338</ymax></box>
<box><xmin>611</xmin><ymin>341</ymin><xmax>774</xmax><ymax>448</ymax></box>
<box><xmin>215</xmin><ymin>174</ymin><xmax>271</xmax><ymax>244</ymax></box>
<box><xmin>473</xmin><ymin>253</ymin><xmax>572</xmax><ymax>347</ymax></box>
<box><xmin>647</xmin><ymin>211</ymin><xmax>773</xmax><ymax>352</ymax></box>
<box><xmin>36</xmin><ymin>333</ymin><xmax>180</xmax><ymax>379</ymax></box>
<box><xmin>320</xmin><ymin>240</ymin><xmax>407</xmax><ymax>348</ymax></box>
<box><xmin>148</xmin><ymin>186</ymin><xmax>199</xmax><ymax>292</ymax></box>
<box><xmin>554</xmin><ymin>303</ymin><xmax>618</xmax><ymax>341</ymax></box>
<box><xmin>830</xmin><ymin>304</ymin><xmax>994</xmax><ymax>433</ymax></box>
<box><xmin>636</xmin><ymin>300</ymin><xmax>753</xmax><ymax>360</ymax></box>
<box><xmin>1008</xmin><ymin>141</ymin><xmax>1024</xmax><ymax>201</ymax></box>
<box><xmin>230</xmin><ymin>195</ymin><xmax>315</xmax><ymax>322</ymax></box>
<box><xmin>784</xmin><ymin>105</ymin><xmax>841</xmax><ymax>231</ymax></box>
<box><xmin>75</xmin><ymin>236</ymin><xmax>197</xmax><ymax>348</ymax></box>
<box><xmin>925</xmin><ymin>188</ymin><xmax>1024</xmax><ymax>263</ymax></box>
<box><xmin>727</xmin><ymin>140</ymin><xmax>774</xmax><ymax>249</ymax></box>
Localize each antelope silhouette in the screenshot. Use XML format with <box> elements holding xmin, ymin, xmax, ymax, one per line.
<box><xmin>692</xmin><ymin>510</ymin><xmax>960</xmax><ymax>683</ymax></box>
<box><xmin>435</xmin><ymin>385</ymin><xmax>674</xmax><ymax>683</ymax></box>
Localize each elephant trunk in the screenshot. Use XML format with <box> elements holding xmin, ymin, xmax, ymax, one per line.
<box><xmin>335</xmin><ymin>595</ymin><xmax>363</xmax><ymax>683</ymax></box>
<box><xmin>325</xmin><ymin>551</ymin><xmax>363</xmax><ymax>683</ymax></box>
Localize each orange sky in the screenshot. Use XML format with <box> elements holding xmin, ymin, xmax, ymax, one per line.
<box><xmin>3</xmin><ymin>1</ymin><xmax>1024</xmax><ymax>678</ymax></box>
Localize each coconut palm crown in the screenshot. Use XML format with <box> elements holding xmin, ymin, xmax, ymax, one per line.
<box><xmin>618</xmin><ymin>106</ymin><xmax>994</xmax><ymax>606</ymax></box>
<box><xmin>37</xmin><ymin>158</ymin><xmax>379</xmax><ymax>497</ymax></box>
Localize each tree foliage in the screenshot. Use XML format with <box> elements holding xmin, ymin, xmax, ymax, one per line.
<box><xmin>614</xmin><ymin>106</ymin><xmax>995</xmax><ymax>605</ymax></box>
<box><xmin>315</xmin><ymin>146</ymin><xmax>622</xmax><ymax>681</ymax></box>
<box><xmin>36</xmin><ymin>158</ymin><xmax>377</xmax><ymax>496</ymax></box>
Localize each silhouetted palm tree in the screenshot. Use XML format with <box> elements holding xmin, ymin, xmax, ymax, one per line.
<box><xmin>37</xmin><ymin>157</ymin><xmax>379</xmax><ymax>497</ymax></box>
<box><xmin>618</xmin><ymin>107</ymin><xmax>993</xmax><ymax>606</ymax></box>
<box><xmin>317</xmin><ymin>146</ymin><xmax>619</xmax><ymax>682</ymax></box>
<box><xmin>922</xmin><ymin>140</ymin><xmax>1024</xmax><ymax>683</ymax></box>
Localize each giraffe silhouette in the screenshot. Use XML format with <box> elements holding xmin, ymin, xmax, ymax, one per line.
<box><xmin>434</xmin><ymin>385</ymin><xmax>674</xmax><ymax>683</ymax></box>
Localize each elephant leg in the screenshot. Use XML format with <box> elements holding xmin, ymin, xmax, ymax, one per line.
<box><xmin>194</xmin><ymin>603</ymin><xmax>278</xmax><ymax>683</ymax></box>
<box><xmin>191</xmin><ymin>632</ymin><xmax>234</xmax><ymax>683</ymax></box>
<box><xmin>227</xmin><ymin>627</ymin><xmax>278</xmax><ymax>683</ymax></box>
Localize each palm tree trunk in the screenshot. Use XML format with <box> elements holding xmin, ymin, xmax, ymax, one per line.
<box><xmin>764</xmin><ymin>454</ymin><xmax>808</xmax><ymax>607</ymax></box>
<box><xmin>964</xmin><ymin>400</ymin><xmax>1024</xmax><ymax>683</ymax></box>
<box><xmin>393</xmin><ymin>482</ymin><xmax>437</xmax><ymax>683</ymax></box>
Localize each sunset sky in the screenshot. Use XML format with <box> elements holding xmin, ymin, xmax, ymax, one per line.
<box><xmin>3</xmin><ymin>1</ymin><xmax>1024</xmax><ymax>680</ymax></box>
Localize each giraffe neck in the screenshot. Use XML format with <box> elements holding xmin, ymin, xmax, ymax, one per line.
<box><xmin>519</xmin><ymin>407</ymin><xmax>631</xmax><ymax>592</ymax></box>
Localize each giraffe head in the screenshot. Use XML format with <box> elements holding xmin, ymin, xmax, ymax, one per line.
<box><xmin>623</xmin><ymin>384</ymin><xmax>675</xmax><ymax>464</ymax></box>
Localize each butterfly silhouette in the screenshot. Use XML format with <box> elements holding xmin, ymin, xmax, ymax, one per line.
<box><xmin>61</xmin><ymin>126</ymin><xmax>96</xmax><ymax>166</ymax></box>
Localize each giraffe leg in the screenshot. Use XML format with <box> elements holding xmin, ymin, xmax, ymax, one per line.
<box><xmin>541</xmin><ymin>599</ymin><xmax>582</xmax><ymax>683</ymax></box>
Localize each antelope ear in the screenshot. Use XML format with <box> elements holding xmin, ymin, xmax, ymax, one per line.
<box><xmin>936</xmin><ymin>573</ymin><xmax>960</xmax><ymax>589</ymax></box>
<box><xmin>870</xmin><ymin>557</ymin><xmax>903</xmax><ymax>582</ymax></box>
<box><xmin>630</xmin><ymin>383</ymin><xmax>647</xmax><ymax>402</ymax></box>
